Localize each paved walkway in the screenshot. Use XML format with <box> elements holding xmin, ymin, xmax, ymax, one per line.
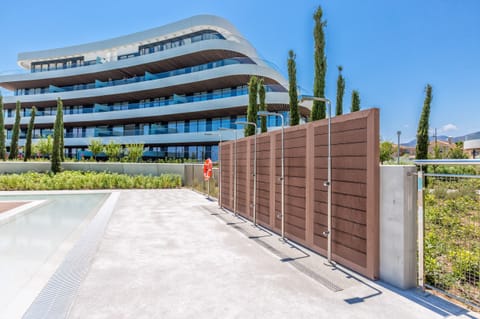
<box><xmin>67</xmin><ymin>189</ymin><xmax>479</xmax><ymax>319</ymax></box>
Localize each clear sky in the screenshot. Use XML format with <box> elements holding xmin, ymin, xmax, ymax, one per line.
<box><xmin>0</xmin><ymin>0</ymin><xmax>479</xmax><ymax>142</ymax></box>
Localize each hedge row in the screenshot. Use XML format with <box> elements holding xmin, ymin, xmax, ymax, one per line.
<box><xmin>0</xmin><ymin>171</ymin><xmax>182</xmax><ymax>190</ymax></box>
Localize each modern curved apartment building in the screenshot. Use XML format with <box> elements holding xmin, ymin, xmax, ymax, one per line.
<box><xmin>0</xmin><ymin>15</ymin><xmax>310</xmax><ymax>161</ymax></box>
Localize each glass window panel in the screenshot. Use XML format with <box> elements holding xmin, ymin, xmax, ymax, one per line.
<box><xmin>86</xmin><ymin>127</ymin><xmax>95</xmax><ymax>137</ymax></box>
<box><xmin>222</xmin><ymin>88</ymin><xmax>231</xmax><ymax>97</ymax></box>
<box><xmin>211</xmin><ymin>146</ymin><xmax>218</xmax><ymax>162</ymax></box>
<box><xmin>176</xmin><ymin>121</ymin><xmax>185</xmax><ymax>133</ymax></box>
<box><xmin>213</xmin><ymin>89</ymin><xmax>222</xmax><ymax>99</ymax></box>
<box><xmin>197</xmin><ymin>119</ymin><xmax>206</xmax><ymax>132</ymax></box>
<box><xmin>189</xmin><ymin>120</ymin><xmax>198</xmax><ymax>133</ymax></box>
<box><xmin>168</xmin><ymin>121</ymin><xmax>177</xmax><ymax>133</ymax></box>
<box><xmin>221</xmin><ymin>117</ymin><xmax>230</xmax><ymax>128</ymax></box>
<box><xmin>112</xmin><ymin>126</ymin><xmax>123</xmax><ymax>136</ymax></box>
<box><xmin>212</xmin><ymin>118</ymin><xmax>221</xmax><ymax>131</ymax></box>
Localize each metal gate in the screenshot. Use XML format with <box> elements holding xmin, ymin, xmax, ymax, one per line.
<box><xmin>416</xmin><ymin>159</ymin><xmax>480</xmax><ymax>308</ymax></box>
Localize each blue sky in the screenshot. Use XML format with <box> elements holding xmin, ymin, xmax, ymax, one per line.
<box><xmin>0</xmin><ymin>0</ymin><xmax>479</xmax><ymax>142</ymax></box>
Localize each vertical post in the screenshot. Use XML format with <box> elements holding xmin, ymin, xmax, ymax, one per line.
<box><xmin>207</xmin><ymin>177</ymin><xmax>210</xmax><ymax>199</ymax></box>
<box><xmin>257</xmin><ymin>111</ymin><xmax>284</xmax><ymax>239</ymax></box>
<box><xmin>417</xmin><ymin>167</ymin><xmax>425</xmax><ymax>290</ymax></box>
<box><xmin>234</xmin><ymin>131</ymin><xmax>237</xmax><ymax>216</ymax></box>
<box><xmin>191</xmin><ymin>164</ymin><xmax>194</xmax><ymax>191</ymax></box>
<box><xmin>397</xmin><ymin>130</ymin><xmax>401</xmax><ymax>165</ymax></box>
<box><xmin>234</xmin><ymin>121</ymin><xmax>257</xmax><ymax>224</ymax></box>
<box><xmin>218</xmin><ymin>136</ymin><xmax>222</xmax><ymax>208</ymax></box>
<box><xmin>297</xmin><ymin>96</ymin><xmax>332</xmax><ymax>260</ymax></box>
<box><xmin>219</xmin><ymin>127</ymin><xmax>237</xmax><ymax>214</ymax></box>
<box><xmin>253</xmin><ymin>132</ymin><xmax>257</xmax><ymax>226</ymax></box>
<box><xmin>280</xmin><ymin>117</ymin><xmax>285</xmax><ymax>240</ymax></box>
<box><xmin>326</xmin><ymin>100</ymin><xmax>332</xmax><ymax>263</ymax></box>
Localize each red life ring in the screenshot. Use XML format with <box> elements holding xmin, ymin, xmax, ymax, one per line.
<box><xmin>203</xmin><ymin>158</ymin><xmax>213</xmax><ymax>181</ymax></box>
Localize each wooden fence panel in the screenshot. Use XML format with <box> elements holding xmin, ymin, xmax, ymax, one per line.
<box><xmin>219</xmin><ymin>108</ymin><xmax>379</xmax><ymax>279</ymax></box>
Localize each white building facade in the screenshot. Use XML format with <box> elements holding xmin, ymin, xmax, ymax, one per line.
<box><xmin>0</xmin><ymin>15</ymin><xmax>309</xmax><ymax>161</ymax></box>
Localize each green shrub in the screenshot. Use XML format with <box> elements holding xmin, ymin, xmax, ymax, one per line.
<box><xmin>450</xmin><ymin>249</ymin><xmax>480</xmax><ymax>285</ymax></box>
<box><xmin>0</xmin><ymin>171</ymin><xmax>182</xmax><ymax>190</ymax></box>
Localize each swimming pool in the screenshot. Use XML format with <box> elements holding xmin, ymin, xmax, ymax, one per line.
<box><xmin>0</xmin><ymin>192</ymin><xmax>110</xmax><ymax>318</ymax></box>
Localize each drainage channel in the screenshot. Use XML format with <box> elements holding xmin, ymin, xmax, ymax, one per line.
<box><xmin>22</xmin><ymin>192</ymin><xmax>120</xmax><ymax>319</ymax></box>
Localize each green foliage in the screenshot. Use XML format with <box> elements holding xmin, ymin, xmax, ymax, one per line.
<box><xmin>245</xmin><ymin>76</ymin><xmax>258</xmax><ymax>136</ymax></box>
<box><xmin>380</xmin><ymin>141</ymin><xmax>395</xmax><ymax>164</ymax></box>
<box><xmin>427</xmin><ymin>165</ymin><xmax>478</xmax><ymax>175</ymax></box>
<box><xmin>0</xmin><ymin>96</ymin><xmax>5</xmax><ymax>160</ymax></box>
<box><xmin>424</xmin><ymin>177</ymin><xmax>480</xmax><ymax>300</ymax></box>
<box><xmin>312</xmin><ymin>5</ymin><xmax>327</xmax><ymax>121</ymax></box>
<box><xmin>447</xmin><ymin>142</ymin><xmax>468</xmax><ymax>159</ymax></box>
<box><xmin>416</xmin><ymin>84</ymin><xmax>432</xmax><ymax>160</ymax></box>
<box><xmin>0</xmin><ymin>171</ymin><xmax>182</xmax><ymax>190</ymax></box>
<box><xmin>258</xmin><ymin>78</ymin><xmax>268</xmax><ymax>133</ymax></box>
<box><xmin>126</xmin><ymin>143</ymin><xmax>144</xmax><ymax>162</ymax></box>
<box><xmin>24</xmin><ymin>107</ymin><xmax>36</xmax><ymax>161</ymax></box>
<box><xmin>351</xmin><ymin>90</ymin><xmax>360</xmax><ymax>112</ymax></box>
<box><xmin>51</xmin><ymin>98</ymin><xmax>64</xmax><ymax>173</ymax></box>
<box><xmin>9</xmin><ymin>101</ymin><xmax>21</xmax><ymax>160</ymax></box>
<box><xmin>89</xmin><ymin>139</ymin><xmax>104</xmax><ymax>161</ymax></box>
<box><xmin>60</xmin><ymin>107</ymin><xmax>64</xmax><ymax>162</ymax></box>
<box><xmin>105</xmin><ymin>140</ymin><xmax>122</xmax><ymax>161</ymax></box>
<box><xmin>34</xmin><ymin>135</ymin><xmax>53</xmax><ymax>157</ymax></box>
<box><xmin>287</xmin><ymin>50</ymin><xmax>299</xmax><ymax>126</ymax></box>
<box><xmin>336</xmin><ymin>66</ymin><xmax>345</xmax><ymax>116</ymax></box>
<box><xmin>450</xmin><ymin>249</ymin><xmax>480</xmax><ymax>285</ymax></box>
<box><xmin>433</xmin><ymin>144</ymin><xmax>442</xmax><ymax>159</ymax></box>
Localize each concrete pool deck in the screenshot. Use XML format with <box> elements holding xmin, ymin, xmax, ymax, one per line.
<box><xmin>26</xmin><ymin>189</ymin><xmax>480</xmax><ymax>318</ymax></box>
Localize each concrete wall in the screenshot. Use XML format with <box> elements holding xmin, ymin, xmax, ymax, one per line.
<box><xmin>379</xmin><ymin>165</ymin><xmax>417</xmax><ymax>289</ymax></box>
<box><xmin>0</xmin><ymin>162</ymin><xmax>185</xmax><ymax>181</ymax></box>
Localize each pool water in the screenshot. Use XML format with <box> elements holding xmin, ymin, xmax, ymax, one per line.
<box><xmin>0</xmin><ymin>193</ymin><xmax>109</xmax><ymax>315</ymax></box>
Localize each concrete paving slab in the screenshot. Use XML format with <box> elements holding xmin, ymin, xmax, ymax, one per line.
<box><xmin>67</xmin><ymin>189</ymin><xmax>479</xmax><ymax>319</ymax></box>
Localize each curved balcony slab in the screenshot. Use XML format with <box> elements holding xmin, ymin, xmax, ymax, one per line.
<box><xmin>2</xmin><ymin>64</ymin><xmax>288</xmax><ymax>108</ymax></box>
<box><xmin>1</xmin><ymin>40</ymin><xmax>263</xmax><ymax>90</ymax></box>
<box><xmin>17</xmin><ymin>15</ymin><xmax>252</xmax><ymax>68</ymax></box>
<box><xmin>5</xmin><ymin>92</ymin><xmax>290</xmax><ymax>126</ymax></box>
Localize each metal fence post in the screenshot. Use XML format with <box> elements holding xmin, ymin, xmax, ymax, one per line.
<box><xmin>417</xmin><ymin>167</ymin><xmax>425</xmax><ymax>290</ymax></box>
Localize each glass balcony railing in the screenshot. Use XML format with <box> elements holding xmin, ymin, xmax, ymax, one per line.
<box><xmin>30</xmin><ymin>30</ymin><xmax>225</xmax><ymax>73</ymax></box>
<box><xmin>8</xmin><ymin>111</ymin><xmax>292</xmax><ymax>141</ymax></box>
<box><xmin>8</xmin><ymin>84</ymin><xmax>286</xmax><ymax>119</ymax></box>
<box><xmin>18</xmin><ymin>57</ymin><xmax>255</xmax><ymax>96</ymax></box>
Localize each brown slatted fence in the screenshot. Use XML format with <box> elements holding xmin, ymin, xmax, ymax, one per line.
<box><xmin>219</xmin><ymin>108</ymin><xmax>379</xmax><ymax>279</ymax></box>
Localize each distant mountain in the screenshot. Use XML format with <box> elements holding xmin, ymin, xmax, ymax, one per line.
<box><xmin>402</xmin><ymin>134</ymin><xmax>467</xmax><ymax>147</ymax></box>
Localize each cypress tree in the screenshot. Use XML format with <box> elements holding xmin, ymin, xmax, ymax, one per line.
<box><xmin>312</xmin><ymin>5</ymin><xmax>327</xmax><ymax>121</ymax></box>
<box><xmin>351</xmin><ymin>90</ymin><xmax>360</xmax><ymax>112</ymax></box>
<box><xmin>258</xmin><ymin>78</ymin><xmax>267</xmax><ymax>133</ymax></box>
<box><xmin>288</xmin><ymin>50</ymin><xmax>300</xmax><ymax>126</ymax></box>
<box><xmin>51</xmin><ymin>98</ymin><xmax>63</xmax><ymax>173</ymax></box>
<box><xmin>245</xmin><ymin>76</ymin><xmax>258</xmax><ymax>137</ymax></box>
<box><xmin>416</xmin><ymin>84</ymin><xmax>432</xmax><ymax>160</ymax></box>
<box><xmin>59</xmin><ymin>101</ymin><xmax>64</xmax><ymax>161</ymax></box>
<box><xmin>0</xmin><ymin>96</ymin><xmax>5</xmax><ymax>160</ymax></box>
<box><xmin>8</xmin><ymin>101</ymin><xmax>21</xmax><ymax>160</ymax></box>
<box><xmin>335</xmin><ymin>66</ymin><xmax>345</xmax><ymax>116</ymax></box>
<box><xmin>24</xmin><ymin>106</ymin><xmax>36</xmax><ymax>161</ymax></box>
